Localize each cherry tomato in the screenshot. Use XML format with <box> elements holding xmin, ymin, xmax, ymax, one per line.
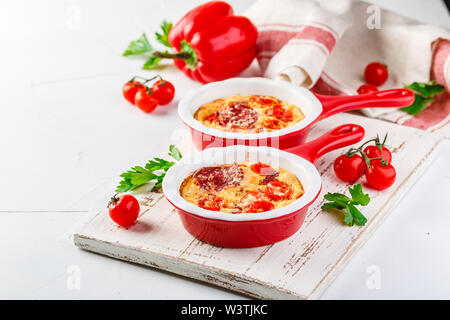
<box><xmin>364</xmin><ymin>62</ymin><xmax>388</xmax><ymax>86</ymax></box>
<box><xmin>198</xmin><ymin>195</ymin><xmax>224</xmax><ymax>211</ymax></box>
<box><xmin>365</xmin><ymin>160</ymin><xmax>396</xmax><ymax>190</ymax></box>
<box><xmin>123</xmin><ymin>80</ymin><xmax>144</xmax><ymax>104</ymax></box>
<box><xmin>108</xmin><ymin>194</ymin><xmax>140</xmax><ymax>227</ymax></box>
<box><xmin>151</xmin><ymin>79</ymin><xmax>175</xmax><ymax>105</ymax></box>
<box><xmin>246</xmin><ymin>200</ymin><xmax>275</xmax><ymax>213</ymax></box>
<box><xmin>334</xmin><ymin>154</ymin><xmax>366</xmax><ymax>183</ymax></box>
<box><xmin>266</xmin><ymin>104</ymin><xmax>293</xmax><ymax>122</ymax></box>
<box><xmin>357</xmin><ymin>83</ymin><xmax>378</xmax><ymax>94</ymax></box>
<box><xmin>135</xmin><ymin>87</ymin><xmax>158</xmax><ymax>113</ymax></box>
<box><xmin>250</xmin><ymin>162</ymin><xmax>276</xmax><ymax>175</ymax></box>
<box><xmin>364</xmin><ymin>145</ymin><xmax>392</xmax><ymax>163</ymax></box>
<box><xmin>263</xmin><ymin>119</ymin><xmax>282</xmax><ymax>130</ymax></box>
<box><xmin>265</xmin><ymin>180</ymin><xmax>292</xmax><ymax>201</ymax></box>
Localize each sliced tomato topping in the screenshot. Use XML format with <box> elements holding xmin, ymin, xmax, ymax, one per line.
<box><xmin>246</xmin><ymin>200</ymin><xmax>275</xmax><ymax>213</ymax></box>
<box><xmin>240</xmin><ymin>191</ymin><xmax>275</xmax><ymax>213</ymax></box>
<box><xmin>263</xmin><ymin>119</ymin><xmax>282</xmax><ymax>130</ymax></box>
<box><xmin>265</xmin><ymin>180</ymin><xmax>292</xmax><ymax>201</ymax></box>
<box><xmin>266</xmin><ymin>104</ymin><xmax>294</xmax><ymax>122</ymax></box>
<box><xmin>250</xmin><ymin>162</ymin><xmax>277</xmax><ymax>176</ymax></box>
<box><xmin>280</xmin><ymin>110</ymin><xmax>293</xmax><ymax>122</ymax></box>
<box><xmin>265</xmin><ymin>104</ymin><xmax>284</xmax><ymax>117</ymax></box>
<box><xmin>198</xmin><ymin>196</ymin><xmax>224</xmax><ymax>211</ymax></box>
<box><xmin>250</xmin><ymin>95</ymin><xmax>279</xmax><ymax>106</ymax></box>
<box><xmin>240</xmin><ymin>191</ymin><xmax>263</xmax><ymax>208</ymax></box>
<box><xmin>204</xmin><ymin>112</ymin><xmax>217</xmax><ymax>123</ymax></box>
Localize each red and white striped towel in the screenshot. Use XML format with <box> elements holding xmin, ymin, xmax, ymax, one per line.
<box><xmin>245</xmin><ymin>0</ymin><xmax>450</xmax><ymax>137</ymax></box>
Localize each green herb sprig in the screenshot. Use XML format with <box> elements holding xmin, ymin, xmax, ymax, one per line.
<box><xmin>122</xmin><ymin>33</ymin><xmax>153</xmax><ymax>56</ymax></box>
<box><xmin>321</xmin><ymin>184</ymin><xmax>370</xmax><ymax>226</ymax></box>
<box><xmin>401</xmin><ymin>81</ymin><xmax>444</xmax><ymax>115</ymax></box>
<box><xmin>123</xmin><ymin>20</ymin><xmax>200</xmax><ymax>70</ymax></box>
<box><xmin>155</xmin><ymin>20</ymin><xmax>173</xmax><ymax>48</ymax></box>
<box><xmin>116</xmin><ymin>145</ymin><xmax>182</xmax><ymax>193</ymax></box>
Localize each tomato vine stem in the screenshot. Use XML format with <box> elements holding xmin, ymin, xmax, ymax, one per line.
<box><xmin>344</xmin><ymin>133</ymin><xmax>390</xmax><ymax>169</ymax></box>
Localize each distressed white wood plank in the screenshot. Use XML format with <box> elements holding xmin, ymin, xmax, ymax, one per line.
<box><xmin>74</xmin><ymin>113</ymin><xmax>444</xmax><ymax>299</ymax></box>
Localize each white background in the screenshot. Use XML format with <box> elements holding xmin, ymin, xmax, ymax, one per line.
<box><xmin>1</xmin><ymin>0</ymin><xmax>449</xmax><ymax>299</ymax></box>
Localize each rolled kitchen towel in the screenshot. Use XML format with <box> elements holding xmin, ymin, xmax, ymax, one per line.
<box><xmin>245</xmin><ymin>0</ymin><xmax>351</xmax><ymax>87</ymax></box>
<box><xmin>245</xmin><ymin>0</ymin><xmax>450</xmax><ymax>136</ymax></box>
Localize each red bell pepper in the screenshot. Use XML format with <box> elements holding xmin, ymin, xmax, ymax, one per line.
<box><xmin>153</xmin><ymin>1</ymin><xmax>258</xmax><ymax>83</ymax></box>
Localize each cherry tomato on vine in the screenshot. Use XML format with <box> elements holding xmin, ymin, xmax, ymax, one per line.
<box><xmin>364</xmin><ymin>145</ymin><xmax>392</xmax><ymax>163</ymax></box>
<box><xmin>108</xmin><ymin>194</ymin><xmax>140</xmax><ymax>227</ymax></box>
<box><xmin>364</xmin><ymin>62</ymin><xmax>388</xmax><ymax>86</ymax></box>
<box><xmin>334</xmin><ymin>154</ymin><xmax>366</xmax><ymax>183</ymax></box>
<box><xmin>123</xmin><ymin>80</ymin><xmax>144</xmax><ymax>104</ymax></box>
<box><xmin>357</xmin><ymin>83</ymin><xmax>378</xmax><ymax>95</ymax></box>
<box><xmin>151</xmin><ymin>79</ymin><xmax>175</xmax><ymax>105</ymax></box>
<box><xmin>135</xmin><ymin>87</ymin><xmax>158</xmax><ymax>113</ymax></box>
<box><xmin>365</xmin><ymin>160</ymin><xmax>396</xmax><ymax>190</ymax></box>
<box><xmin>265</xmin><ymin>180</ymin><xmax>292</xmax><ymax>201</ymax></box>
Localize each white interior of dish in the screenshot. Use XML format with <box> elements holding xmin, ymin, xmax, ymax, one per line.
<box><xmin>178</xmin><ymin>77</ymin><xmax>323</xmax><ymax>140</ymax></box>
<box><xmin>162</xmin><ymin>145</ymin><xmax>322</xmax><ymax>222</ymax></box>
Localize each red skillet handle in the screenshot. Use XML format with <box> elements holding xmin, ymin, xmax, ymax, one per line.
<box><xmin>315</xmin><ymin>89</ymin><xmax>415</xmax><ymax>120</ymax></box>
<box><xmin>286</xmin><ymin>124</ymin><xmax>365</xmax><ymax>163</ymax></box>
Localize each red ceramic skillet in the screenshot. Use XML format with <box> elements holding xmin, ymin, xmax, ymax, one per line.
<box><xmin>162</xmin><ymin>124</ymin><xmax>365</xmax><ymax>248</ymax></box>
<box><xmin>178</xmin><ymin>77</ymin><xmax>414</xmax><ymax>150</ymax></box>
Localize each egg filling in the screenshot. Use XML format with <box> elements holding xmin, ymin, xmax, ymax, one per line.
<box><xmin>194</xmin><ymin>95</ymin><xmax>305</xmax><ymax>133</ymax></box>
<box><xmin>179</xmin><ymin>162</ymin><xmax>304</xmax><ymax>213</ymax></box>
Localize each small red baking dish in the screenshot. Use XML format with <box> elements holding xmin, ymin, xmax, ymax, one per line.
<box><xmin>162</xmin><ymin>124</ymin><xmax>365</xmax><ymax>248</ymax></box>
<box><xmin>178</xmin><ymin>77</ymin><xmax>414</xmax><ymax>150</ymax></box>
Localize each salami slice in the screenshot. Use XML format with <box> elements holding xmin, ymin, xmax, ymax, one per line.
<box><xmin>217</xmin><ymin>103</ymin><xmax>258</xmax><ymax>129</ymax></box>
<box><xmin>260</xmin><ymin>172</ymin><xmax>279</xmax><ymax>185</ymax></box>
<box><xmin>194</xmin><ymin>163</ymin><xmax>244</xmax><ymax>192</ymax></box>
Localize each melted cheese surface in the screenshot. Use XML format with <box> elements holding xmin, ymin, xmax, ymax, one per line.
<box><xmin>179</xmin><ymin>162</ymin><xmax>304</xmax><ymax>213</ymax></box>
<box><xmin>194</xmin><ymin>95</ymin><xmax>304</xmax><ymax>133</ymax></box>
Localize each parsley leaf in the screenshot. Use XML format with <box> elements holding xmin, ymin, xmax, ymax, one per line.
<box><xmin>168</xmin><ymin>145</ymin><xmax>182</xmax><ymax>161</ymax></box>
<box><xmin>143</xmin><ymin>55</ymin><xmax>162</xmax><ymax>70</ymax></box>
<box><xmin>348</xmin><ymin>204</ymin><xmax>367</xmax><ymax>226</ymax></box>
<box><xmin>115</xmin><ymin>145</ymin><xmax>182</xmax><ymax>193</ymax></box>
<box><xmin>324</xmin><ymin>193</ymin><xmax>351</xmax><ymax>203</ymax></box>
<box><xmin>349</xmin><ymin>184</ymin><xmax>370</xmax><ymax>206</ymax></box>
<box><xmin>344</xmin><ymin>207</ymin><xmax>354</xmax><ymax>226</ymax></box>
<box><xmin>155</xmin><ymin>20</ymin><xmax>173</xmax><ymax>48</ymax></box>
<box><xmin>404</xmin><ymin>81</ymin><xmax>445</xmax><ymax>97</ymax></box>
<box><xmin>321</xmin><ymin>184</ymin><xmax>370</xmax><ymax>226</ymax></box>
<box><xmin>180</xmin><ymin>40</ymin><xmax>198</xmax><ymax>69</ymax></box>
<box><xmin>122</xmin><ymin>33</ymin><xmax>153</xmax><ymax>56</ymax></box>
<box><xmin>322</xmin><ymin>202</ymin><xmax>345</xmax><ymax>211</ymax></box>
<box><xmin>401</xmin><ymin>94</ymin><xmax>435</xmax><ymax>115</ymax></box>
<box><xmin>401</xmin><ymin>81</ymin><xmax>445</xmax><ymax>116</ymax></box>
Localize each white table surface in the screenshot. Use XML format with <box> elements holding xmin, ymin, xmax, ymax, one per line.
<box><xmin>1</xmin><ymin>0</ymin><xmax>449</xmax><ymax>299</ymax></box>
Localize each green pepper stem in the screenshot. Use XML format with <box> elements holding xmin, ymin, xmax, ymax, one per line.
<box><xmin>152</xmin><ymin>51</ymin><xmax>191</xmax><ymax>60</ymax></box>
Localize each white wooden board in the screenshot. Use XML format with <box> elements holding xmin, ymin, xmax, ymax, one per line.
<box><xmin>73</xmin><ymin>113</ymin><xmax>444</xmax><ymax>299</ymax></box>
